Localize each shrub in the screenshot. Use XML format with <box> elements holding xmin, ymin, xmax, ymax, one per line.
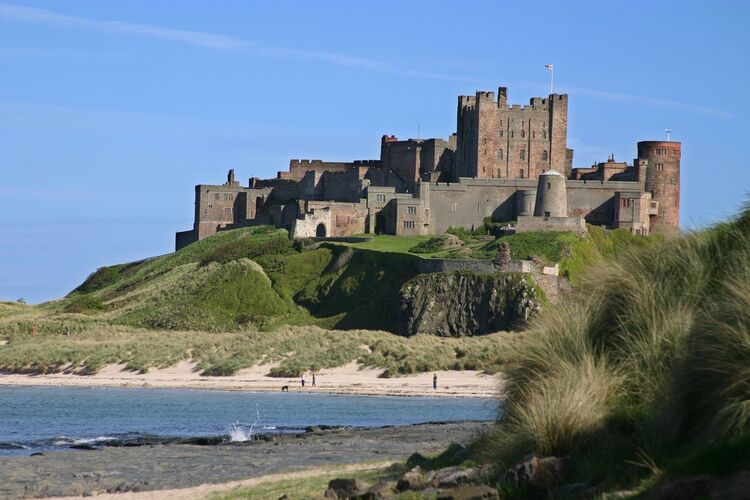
<box><xmin>64</xmin><ymin>294</ymin><xmax>105</xmax><ymax>314</ymax></box>
<box><xmin>199</xmin><ymin>235</ymin><xmax>294</xmax><ymax>266</ymax></box>
<box><xmin>409</xmin><ymin>236</ymin><xmax>447</xmax><ymax>254</ymax></box>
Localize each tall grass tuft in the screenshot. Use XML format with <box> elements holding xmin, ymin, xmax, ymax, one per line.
<box><xmin>481</xmin><ymin>202</ymin><xmax>750</xmax><ymax>489</ymax></box>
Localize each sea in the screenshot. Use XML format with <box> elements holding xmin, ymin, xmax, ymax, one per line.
<box><xmin>0</xmin><ymin>386</ymin><xmax>499</xmax><ymax>457</ymax></box>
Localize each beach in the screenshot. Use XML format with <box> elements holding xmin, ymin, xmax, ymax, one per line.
<box><xmin>0</xmin><ymin>361</ymin><xmax>502</xmax><ymax>398</ymax></box>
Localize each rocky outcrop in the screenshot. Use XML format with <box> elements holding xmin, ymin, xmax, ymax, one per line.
<box><xmin>393</xmin><ymin>271</ymin><xmax>541</xmax><ymax>336</ymax></box>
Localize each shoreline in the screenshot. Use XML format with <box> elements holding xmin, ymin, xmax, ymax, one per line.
<box><xmin>0</xmin><ymin>360</ymin><xmax>503</xmax><ymax>399</ymax></box>
<box><xmin>0</xmin><ymin>421</ymin><xmax>492</xmax><ymax>499</ymax></box>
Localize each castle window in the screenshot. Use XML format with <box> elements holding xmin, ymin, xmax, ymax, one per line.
<box><xmin>208</xmin><ymin>204</ymin><xmax>213</xmax><ymax>209</ymax></box>
<box><xmin>656</xmin><ymin>163</ymin><xmax>664</xmax><ymax>172</ymax></box>
<box><xmin>519</xmin><ymin>169</ymin><xmax>525</xmax><ymax>179</ymax></box>
<box><xmin>214</xmin><ymin>193</ymin><xmax>220</xmax><ymax>200</ymax></box>
<box><xmin>224</xmin><ymin>207</ymin><xmax>232</xmax><ymax>215</ymax></box>
<box><xmin>376</xmin><ymin>194</ymin><xmax>386</xmax><ymax>202</ymax></box>
<box><xmin>407</xmin><ymin>206</ymin><xmax>417</xmax><ymax>214</ymax></box>
<box><xmin>498</xmin><ymin>148</ymin><xmax>503</xmax><ymax>159</ymax></box>
<box><xmin>510</xmin><ymin>131</ymin><xmax>514</xmax><ymax>138</ymax></box>
<box><xmin>543</xmin><ymin>131</ymin><xmax>547</xmax><ymax>139</ymax></box>
<box><xmin>499</xmin><ymin>131</ymin><xmax>504</xmax><ymax>137</ymax></box>
<box><xmin>521</xmin><ymin>130</ymin><xmax>526</xmax><ymax>138</ymax></box>
<box><xmin>403</xmin><ymin>221</ymin><xmax>416</xmax><ymax>229</ymax></box>
<box><xmin>520</xmin><ymin>149</ymin><xmax>526</xmax><ymax>160</ymax></box>
<box><xmin>532</xmin><ymin>131</ymin><xmax>535</xmax><ymax>139</ymax></box>
<box><xmin>224</xmin><ymin>193</ymin><xmax>233</xmax><ymax>201</ymax></box>
<box><xmin>542</xmin><ymin>150</ymin><xmax>549</xmax><ymax>161</ymax></box>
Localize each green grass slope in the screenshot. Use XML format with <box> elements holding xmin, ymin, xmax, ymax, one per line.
<box><xmin>479</xmin><ymin>204</ymin><xmax>750</xmax><ymax>495</ymax></box>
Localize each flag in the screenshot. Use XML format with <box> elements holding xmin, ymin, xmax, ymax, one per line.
<box><xmin>545</xmin><ymin>64</ymin><xmax>553</xmax><ymax>70</ymax></box>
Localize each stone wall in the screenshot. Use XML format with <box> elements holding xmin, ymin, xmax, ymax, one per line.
<box><xmin>292</xmin><ymin>201</ymin><xmax>368</xmax><ymax>238</ymax></box>
<box><xmin>517</xmin><ymin>215</ymin><xmax>586</xmax><ymax>233</ymax></box>
<box><xmin>416</xmin><ymin>258</ymin><xmax>498</xmax><ymax>275</ymax></box>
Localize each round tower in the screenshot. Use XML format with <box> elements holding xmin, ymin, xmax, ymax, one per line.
<box><xmin>516</xmin><ymin>189</ymin><xmax>536</xmax><ymax>216</ymax></box>
<box><xmin>638</xmin><ymin>141</ymin><xmax>681</xmax><ymax>228</ymax></box>
<box><xmin>533</xmin><ymin>169</ymin><xmax>568</xmax><ymax>217</ymax></box>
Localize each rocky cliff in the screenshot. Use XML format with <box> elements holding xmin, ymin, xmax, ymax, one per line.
<box><xmin>393</xmin><ymin>271</ymin><xmax>541</xmax><ymax>337</ymax></box>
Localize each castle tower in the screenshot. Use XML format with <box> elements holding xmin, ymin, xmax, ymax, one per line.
<box><xmin>455</xmin><ymin>87</ymin><xmax>569</xmax><ymax>181</ymax></box>
<box><xmin>638</xmin><ymin>141</ymin><xmax>681</xmax><ymax>229</ymax></box>
<box><xmin>533</xmin><ymin>169</ymin><xmax>567</xmax><ymax>217</ymax></box>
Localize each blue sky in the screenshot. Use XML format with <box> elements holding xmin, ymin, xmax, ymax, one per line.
<box><xmin>1</xmin><ymin>0</ymin><xmax>748</xmax><ymax>303</ymax></box>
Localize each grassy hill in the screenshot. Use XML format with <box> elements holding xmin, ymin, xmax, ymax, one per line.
<box><xmin>0</xmin><ymin>223</ymin><xmax>652</xmax><ymax>377</ymax></box>
<box><xmin>477</xmin><ymin>204</ymin><xmax>750</xmax><ymax>495</ymax></box>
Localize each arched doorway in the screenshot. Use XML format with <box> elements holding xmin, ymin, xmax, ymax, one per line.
<box><xmin>315</xmin><ymin>223</ymin><xmax>327</xmax><ymax>238</ymax></box>
<box><xmin>375</xmin><ymin>213</ymin><xmax>385</xmax><ymax>235</ymax></box>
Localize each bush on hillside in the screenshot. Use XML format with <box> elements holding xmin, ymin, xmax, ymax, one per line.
<box><xmin>409</xmin><ymin>236</ymin><xmax>447</xmax><ymax>254</ymax></box>
<box><xmin>64</xmin><ymin>294</ymin><xmax>105</xmax><ymax>314</ymax></box>
<box><xmin>199</xmin><ymin>235</ymin><xmax>294</xmax><ymax>266</ymax></box>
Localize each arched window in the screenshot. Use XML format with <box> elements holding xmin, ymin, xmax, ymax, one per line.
<box><xmin>520</xmin><ymin>149</ymin><xmax>526</xmax><ymax>160</ymax></box>
<box><xmin>498</xmin><ymin>148</ymin><xmax>503</xmax><ymax>159</ymax></box>
<box><xmin>542</xmin><ymin>150</ymin><xmax>549</xmax><ymax>161</ymax></box>
<box><xmin>521</xmin><ymin>130</ymin><xmax>526</xmax><ymax>138</ymax></box>
<box><xmin>519</xmin><ymin>169</ymin><xmax>525</xmax><ymax>179</ymax></box>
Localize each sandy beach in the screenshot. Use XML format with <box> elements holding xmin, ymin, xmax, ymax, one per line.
<box><xmin>0</xmin><ymin>361</ymin><xmax>502</xmax><ymax>398</ymax></box>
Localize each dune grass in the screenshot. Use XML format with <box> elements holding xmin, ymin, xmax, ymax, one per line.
<box><xmin>0</xmin><ymin>318</ymin><xmax>517</xmax><ymax>377</ymax></box>
<box><xmin>478</xmin><ymin>204</ymin><xmax>750</xmax><ymax>492</ymax></box>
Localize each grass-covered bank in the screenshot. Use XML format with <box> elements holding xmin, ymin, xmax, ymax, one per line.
<box><xmin>0</xmin><ymin>323</ymin><xmax>516</xmax><ymax>377</ymax></box>
<box><xmin>475</xmin><ymin>204</ymin><xmax>750</xmax><ymax>495</ymax></box>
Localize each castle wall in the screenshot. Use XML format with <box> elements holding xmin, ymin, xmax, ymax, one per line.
<box><xmin>292</xmin><ymin>201</ymin><xmax>368</xmax><ymax>238</ymax></box>
<box><xmin>614</xmin><ymin>191</ymin><xmax>654</xmax><ymax>235</ymax></box>
<box><xmin>517</xmin><ymin>215</ymin><xmax>586</xmax><ymax>233</ymax></box>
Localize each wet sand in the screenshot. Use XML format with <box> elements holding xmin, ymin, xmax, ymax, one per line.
<box><xmin>0</xmin><ymin>361</ymin><xmax>503</xmax><ymax>398</ymax></box>
<box><xmin>0</xmin><ymin>421</ymin><xmax>492</xmax><ymax>499</ymax></box>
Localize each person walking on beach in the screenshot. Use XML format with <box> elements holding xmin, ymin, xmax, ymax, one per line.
<box><xmin>301</xmin><ymin>374</ymin><xmax>305</xmax><ymax>387</ymax></box>
<box><xmin>312</xmin><ymin>373</ymin><xmax>316</xmax><ymax>387</ymax></box>
<box><xmin>433</xmin><ymin>373</ymin><xmax>438</xmax><ymax>390</ymax></box>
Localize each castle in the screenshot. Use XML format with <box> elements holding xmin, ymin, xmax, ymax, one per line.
<box><xmin>175</xmin><ymin>86</ymin><xmax>680</xmax><ymax>250</ymax></box>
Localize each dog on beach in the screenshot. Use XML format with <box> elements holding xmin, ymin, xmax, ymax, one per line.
<box><xmin>281</xmin><ymin>385</ymin><xmax>289</xmax><ymax>392</ymax></box>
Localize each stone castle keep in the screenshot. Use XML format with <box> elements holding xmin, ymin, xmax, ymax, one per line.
<box><xmin>175</xmin><ymin>86</ymin><xmax>681</xmax><ymax>250</ymax></box>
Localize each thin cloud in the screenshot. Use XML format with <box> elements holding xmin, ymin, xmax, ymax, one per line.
<box><xmin>565</xmin><ymin>86</ymin><xmax>733</xmax><ymax>119</ymax></box>
<box><xmin>0</xmin><ymin>3</ymin><xmax>483</xmax><ymax>84</ymax></box>
<box><xmin>0</xmin><ymin>3</ymin><xmax>731</xmax><ymax>115</ymax></box>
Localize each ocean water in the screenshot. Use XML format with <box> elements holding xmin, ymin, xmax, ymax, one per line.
<box><xmin>0</xmin><ymin>386</ymin><xmax>499</xmax><ymax>457</ymax></box>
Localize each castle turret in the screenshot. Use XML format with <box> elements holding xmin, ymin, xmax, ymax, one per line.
<box><xmin>638</xmin><ymin>141</ymin><xmax>681</xmax><ymax>229</ymax></box>
<box><xmin>533</xmin><ymin>169</ymin><xmax>568</xmax><ymax>218</ymax></box>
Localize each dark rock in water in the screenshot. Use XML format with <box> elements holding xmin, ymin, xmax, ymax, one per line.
<box><xmin>437</xmin><ymin>484</ymin><xmax>499</xmax><ymax>500</ymax></box>
<box><xmin>326</xmin><ymin>478</ymin><xmax>367</xmax><ymax>499</ymax></box>
<box><xmin>396</xmin><ymin>466</ymin><xmax>425</xmax><ymax>492</ymax></box>
<box><xmin>0</xmin><ymin>442</ymin><xmax>28</xmax><ymax>450</ymax></box>
<box><xmin>70</xmin><ymin>443</ymin><xmax>99</xmax><ymax>450</ymax></box>
<box><xmin>30</xmin><ymin>452</ymin><xmax>44</xmax><ymax>456</ymax></box>
<box><xmin>305</xmin><ymin>425</ymin><xmax>345</xmax><ymax>434</ymax></box>
<box><xmin>393</xmin><ymin>271</ymin><xmax>541</xmax><ymax>336</ymax></box>
<box><xmin>177</xmin><ymin>436</ymin><xmax>227</xmax><ymax>446</ymax></box>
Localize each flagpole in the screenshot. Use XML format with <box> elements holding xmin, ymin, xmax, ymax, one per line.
<box><xmin>545</xmin><ymin>64</ymin><xmax>554</xmax><ymax>95</ymax></box>
<box><xmin>550</xmin><ymin>66</ymin><xmax>554</xmax><ymax>94</ymax></box>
